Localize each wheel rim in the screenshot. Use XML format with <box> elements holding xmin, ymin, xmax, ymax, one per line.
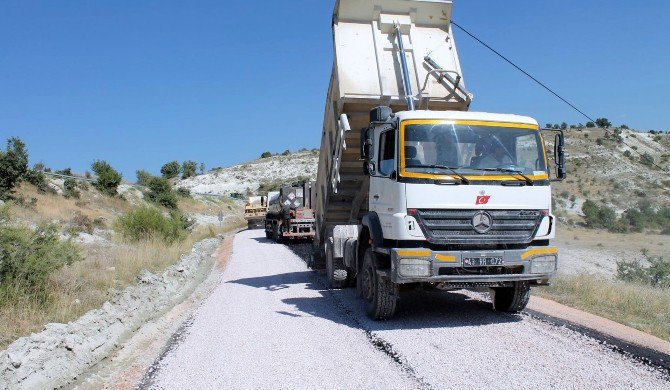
<box><xmin>362</xmin><ymin>266</ymin><xmax>375</xmax><ymax>302</ymax></box>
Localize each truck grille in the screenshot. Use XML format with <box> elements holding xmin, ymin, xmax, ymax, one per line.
<box><xmin>412</xmin><ymin>209</ymin><xmax>543</xmax><ymax>245</ymax></box>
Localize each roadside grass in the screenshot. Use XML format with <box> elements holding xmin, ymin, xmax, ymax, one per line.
<box><xmin>11</xmin><ymin>183</ymin><xmax>131</xmax><ymax>226</ymax></box>
<box><xmin>0</xmin><ymin>189</ymin><xmax>244</xmax><ymax>350</ymax></box>
<box><xmin>534</xmin><ymin>273</ymin><xmax>670</xmax><ymax>342</ymax></box>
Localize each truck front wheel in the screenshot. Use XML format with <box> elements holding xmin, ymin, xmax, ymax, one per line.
<box><xmin>492</xmin><ymin>281</ymin><xmax>530</xmax><ymax>313</ymax></box>
<box><xmin>359</xmin><ymin>248</ymin><xmax>398</xmax><ymax>320</ymax></box>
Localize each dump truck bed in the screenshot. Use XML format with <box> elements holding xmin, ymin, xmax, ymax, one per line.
<box><xmin>314</xmin><ymin>0</ymin><xmax>471</xmax><ymax>244</ymax></box>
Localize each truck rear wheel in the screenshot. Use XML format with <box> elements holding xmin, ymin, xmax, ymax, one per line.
<box><xmin>359</xmin><ymin>247</ymin><xmax>397</xmax><ymax>320</ymax></box>
<box><xmin>492</xmin><ymin>281</ymin><xmax>530</xmax><ymax>313</ymax></box>
<box><xmin>272</xmin><ymin>223</ymin><xmax>282</xmax><ymax>243</ymax></box>
<box><xmin>265</xmin><ymin>229</ymin><xmax>272</xmax><ymax>239</ymax></box>
<box><xmin>326</xmin><ymin>240</ymin><xmax>348</xmax><ymax>288</ymax></box>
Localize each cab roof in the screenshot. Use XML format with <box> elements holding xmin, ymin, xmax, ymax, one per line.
<box><xmin>394</xmin><ymin>110</ymin><xmax>539</xmax><ymax>127</ymax></box>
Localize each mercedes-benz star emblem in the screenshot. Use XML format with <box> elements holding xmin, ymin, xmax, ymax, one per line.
<box><xmin>472</xmin><ymin>211</ymin><xmax>492</xmax><ymax>234</ymax></box>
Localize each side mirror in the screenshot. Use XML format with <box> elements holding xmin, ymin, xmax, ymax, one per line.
<box><xmin>389</xmin><ymin>170</ymin><xmax>397</xmax><ymax>180</ymax></box>
<box><xmin>554</xmin><ymin>133</ymin><xmax>566</xmax><ymax>180</ymax></box>
<box><xmin>542</xmin><ymin>128</ymin><xmax>567</xmax><ymax>181</ymax></box>
<box><xmin>360</xmin><ymin>127</ymin><xmax>373</xmax><ymax>159</ymax></box>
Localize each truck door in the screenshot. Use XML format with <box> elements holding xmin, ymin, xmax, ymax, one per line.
<box><xmin>370</xmin><ymin>128</ymin><xmax>398</xmax><ymax>234</ymax></box>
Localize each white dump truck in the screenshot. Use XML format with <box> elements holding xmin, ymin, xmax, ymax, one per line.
<box><xmin>313</xmin><ymin>0</ymin><xmax>567</xmax><ymax>319</ymax></box>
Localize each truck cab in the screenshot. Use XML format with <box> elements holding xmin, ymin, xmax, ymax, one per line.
<box><xmin>364</xmin><ymin>107</ymin><xmax>561</xmax><ymax>273</ymax></box>
<box><xmin>331</xmin><ymin>108</ymin><xmax>566</xmax><ymax>320</ymax></box>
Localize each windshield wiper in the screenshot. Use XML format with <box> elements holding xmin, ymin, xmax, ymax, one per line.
<box><xmin>406</xmin><ymin>164</ymin><xmax>470</xmax><ymax>184</ymax></box>
<box><xmin>470</xmin><ymin>167</ymin><xmax>534</xmax><ymax>185</ymax></box>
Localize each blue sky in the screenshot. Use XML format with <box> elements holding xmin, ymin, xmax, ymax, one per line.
<box><xmin>1</xmin><ymin>0</ymin><xmax>668</xmax><ymax>179</ymax></box>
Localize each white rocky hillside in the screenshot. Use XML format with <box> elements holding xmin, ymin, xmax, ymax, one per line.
<box><xmin>552</xmin><ymin>128</ymin><xmax>670</xmax><ymax>218</ymax></box>
<box><xmin>178</xmin><ymin>151</ymin><xmax>319</xmax><ymax>196</ymax></box>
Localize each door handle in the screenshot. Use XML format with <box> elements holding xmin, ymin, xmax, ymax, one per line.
<box><xmin>373</xmin><ymin>194</ymin><xmax>380</xmax><ymax>200</ymax></box>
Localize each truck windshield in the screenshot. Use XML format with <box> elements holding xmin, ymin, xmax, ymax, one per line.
<box><xmin>401</xmin><ymin>122</ymin><xmax>547</xmax><ymax>178</ymax></box>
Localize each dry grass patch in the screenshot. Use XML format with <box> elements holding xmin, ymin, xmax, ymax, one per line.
<box><xmin>0</xmin><ymin>235</ymin><xmax>200</xmax><ymax>349</ymax></box>
<box><xmin>11</xmin><ymin>183</ymin><xmax>130</xmax><ymax>226</ymax></box>
<box><xmin>535</xmin><ymin>273</ymin><xmax>670</xmax><ymax>342</ymax></box>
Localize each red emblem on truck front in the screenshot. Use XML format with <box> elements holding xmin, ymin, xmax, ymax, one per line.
<box><xmin>476</xmin><ymin>195</ymin><xmax>490</xmax><ymax>205</ymax></box>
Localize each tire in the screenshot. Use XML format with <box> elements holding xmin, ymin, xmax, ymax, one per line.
<box><xmin>272</xmin><ymin>223</ymin><xmax>282</xmax><ymax>243</ymax></box>
<box><xmin>492</xmin><ymin>281</ymin><xmax>530</xmax><ymax>313</ymax></box>
<box><xmin>265</xmin><ymin>230</ymin><xmax>272</xmax><ymax>239</ymax></box>
<box><xmin>358</xmin><ymin>247</ymin><xmax>398</xmax><ymax>320</ymax></box>
<box><xmin>326</xmin><ymin>240</ymin><xmax>348</xmax><ymax>288</ymax></box>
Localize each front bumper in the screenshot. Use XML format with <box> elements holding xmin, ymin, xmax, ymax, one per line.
<box><xmin>389</xmin><ymin>246</ymin><xmax>558</xmax><ymax>284</ymax></box>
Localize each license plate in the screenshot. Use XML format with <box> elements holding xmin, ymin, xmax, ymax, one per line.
<box><xmin>463</xmin><ymin>257</ymin><xmax>503</xmax><ymax>266</ymax></box>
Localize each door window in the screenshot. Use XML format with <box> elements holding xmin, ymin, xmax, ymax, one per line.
<box><xmin>378</xmin><ymin>130</ymin><xmax>396</xmax><ymax>176</ymax></box>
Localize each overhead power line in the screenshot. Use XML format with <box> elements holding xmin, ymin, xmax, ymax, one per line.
<box><xmin>450</xmin><ymin>20</ymin><xmax>668</xmax><ymax>173</ymax></box>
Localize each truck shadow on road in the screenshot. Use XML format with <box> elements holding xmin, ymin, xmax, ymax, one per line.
<box><xmin>228</xmin><ymin>270</ymin><xmax>522</xmax><ymax>332</ymax></box>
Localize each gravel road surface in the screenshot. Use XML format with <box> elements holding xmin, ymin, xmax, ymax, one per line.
<box><xmin>145</xmin><ymin>230</ymin><xmax>668</xmax><ymax>389</ymax></box>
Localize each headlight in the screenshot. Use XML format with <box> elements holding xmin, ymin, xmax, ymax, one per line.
<box><xmin>530</xmin><ymin>255</ymin><xmax>557</xmax><ymax>274</ymax></box>
<box><xmin>398</xmin><ymin>258</ymin><xmax>431</xmax><ymax>277</ymax></box>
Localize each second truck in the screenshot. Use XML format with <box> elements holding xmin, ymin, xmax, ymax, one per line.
<box><xmin>264</xmin><ymin>182</ymin><xmax>316</xmax><ymax>242</ymax></box>
<box><xmin>313</xmin><ymin>0</ymin><xmax>567</xmax><ymax>319</ymax></box>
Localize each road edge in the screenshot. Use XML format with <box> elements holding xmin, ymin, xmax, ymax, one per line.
<box><xmin>133</xmin><ymin>232</ymin><xmax>238</xmax><ymax>389</ymax></box>
<box><xmin>527</xmin><ymin>296</ymin><xmax>670</xmax><ymax>373</ymax></box>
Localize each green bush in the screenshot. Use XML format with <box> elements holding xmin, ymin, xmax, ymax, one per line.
<box><xmin>595</xmin><ymin>118</ymin><xmax>611</xmax><ymax>128</ymax></box>
<box><xmin>182</xmin><ymin>160</ymin><xmax>197</xmax><ymax>179</ymax></box>
<box><xmin>176</xmin><ymin>187</ymin><xmax>191</xmax><ymax>198</ymax></box>
<box><xmin>622</xmin><ymin>209</ymin><xmax>645</xmax><ymax>232</ymax></box>
<box><xmin>0</xmin><ymin>137</ymin><xmax>28</xmax><ymax>200</ymax></box>
<box><xmin>136</xmin><ymin>169</ymin><xmax>153</xmax><ymax>186</ymax></box>
<box><xmin>146</xmin><ymin>176</ymin><xmax>178</xmax><ymax>209</ymax></box>
<box><xmin>581</xmin><ymin>200</ymin><xmax>616</xmax><ymax>229</ymax></box>
<box><xmin>161</xmin><ymin>161</ymin><xmax>181</xmax><ymax>179</ymax></box>
<box><xmin>281</xmin><ymin>150</ymin><xmax>291</xmax><ymax>156</ymax></box>
<box><xmin>640</xmin><ymin>152</ymin><xmax>655</xmax><ymax>167</ymax></box>
<box><xmin>617</xmin><ymin>253</ymin><xmax>670</xmax><ymax>288</ymax></box>
<box><xmin>63</xmin><ymin>178</ymin><xmax>80</xmax><ymax>199</ymax></box>
<box><xmin>260</xmin><ymin>151</ymin><xmax>272</xmax><ymax>159</ymax></box>
<box><xmin>114</xmin><ymin>206</ymin><xmax>190</xmax><ymax>243</ymax></box>
<box><xmin>91</xmin><ymin>160</ymin><xmax>122</xmax><ymax>196</ymax></box>
<box><xmin>0</xmin><ymin>220</ymin><xmax>80</xmax><ymax>298</ymax></box>
<box><xmin>585</xmin><ymin>121</ymin><xmax>595</xmax><ymax>128</ymax></box>
<box><xmin>23</xmin><ymin>167</ymin><xmax>52</xmax><ymax>193</ymax></box>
